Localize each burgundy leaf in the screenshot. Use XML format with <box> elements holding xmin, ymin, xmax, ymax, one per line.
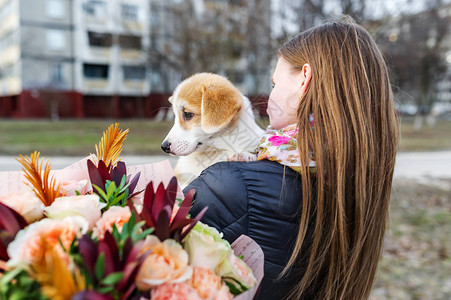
<box><xmin>127</xmin><ymin>172</ymin><xmax>141</xmax><ymax>195</ymax></box>
<box><xmin>152</xmin><ymin>183</ymin><xmax>167</xmax><ymax>222</ymax></box>
<box><xmin>72</xmin><ymin>291</ymin><xmax>115</xmax><ymax>300</ymax></box>
<box><xmin>165</xmin><ymin>177</ymin><xmax>178</xmax><ymax>209</ymax></box>
<box><xmin>117</xmin><ymin>241</ymin><xmax>148</xmax><ymax>292</ymax></box>
<box><xmin>121</xmin><ymin>238</ymin><xmax>134</xmax><ymax>268</ymax></box>
<box><xmin>97</xmin><ymin>160</ymin><xmax>112</xmax><ymax>182</ymax></box>
<box><xmin>111</xmin><ymin>161</ymin><xmax>126</xmax><ymax>187</ymax></box>
<box><xmin>154</xmin><ymin>206</ymin><xmax>171</xmax><ymax>241</ymax></box>
<box><xmin>171</xmin><ymin>189</ymin><xmax>195</xmax><ymax>225</ymax></box>
<box><xmin>140</xmin><ymin>206</ymin><xmax>155</xmax><ymax>228</ymax></box>
<box><xmin>143</xmin><ymin>182</ymin><xmax>154</xmax><ymax>210</ymax></box>
<box><xmin>0</xmin><ymin>202</ymin><xmax>28</xmax><ymax>234</ymax></box>
<box><xmin>124</xmin><ymin>240</ymin><xmax>145</xmax><ymax>267</ymax></box>
<box><xmin>87</xmin><ymin>160</ymin><xmax>105</xmax><ymax>193</ymax></box>
<box><xmin>0</xmin><ymin>237</ymin><xmax>11</xmax><ymax>260</ymax></box>
<box><xmin>98</xmin><ymin>231</ymin><xmax>120</xmax><ymax>275</ymax></box>
<box><xmin>180</xmin><ymin>206</ymin><xmax>208</xmax><ymax>241</ymax></box>
<box><xmin>78</xmin><ymin>235</ymin><xmax>98</xmax><ymax>278</ymax></box>
<box><xmin>169</xmin><ymin>218</ymin><xmax>192</xmax><ymax>232</ymax></box>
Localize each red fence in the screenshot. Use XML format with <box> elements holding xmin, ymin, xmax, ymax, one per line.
<box><xmin>0</xmin><ymin>91</ymin><xmax>268</xmax><ymax>119</ymax></box>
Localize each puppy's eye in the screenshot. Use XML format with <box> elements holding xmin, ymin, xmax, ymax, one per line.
<box><xmin>184</xmin><ymin>111</ymin><xmax>194</xmax><ymax>120</ymax></box>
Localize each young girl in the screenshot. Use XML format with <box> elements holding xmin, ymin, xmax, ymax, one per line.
<box><xmin>187</xmin><ymin>16</ymin><xmax>399</xmax><ymax>300</ymax></box>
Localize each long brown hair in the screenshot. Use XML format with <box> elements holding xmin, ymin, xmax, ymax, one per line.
<box><xmin>279</xmin><ymin>16</ymin><xmax>399</xmax><ymax>299</ymax></box>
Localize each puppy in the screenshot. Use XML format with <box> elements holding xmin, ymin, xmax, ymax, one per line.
<box><xmin>161</xmin><ymin>73</ymin><xmax>264</xmax><ymax>188</ymax></box>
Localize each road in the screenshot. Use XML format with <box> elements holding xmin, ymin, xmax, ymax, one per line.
<box><xmin>1</xmin><ymin>151</ymin><xmax>451</xmax><ymax>180</ymax></box>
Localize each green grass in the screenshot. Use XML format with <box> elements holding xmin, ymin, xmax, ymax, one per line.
<box><xmin>370</xmin><ymin>179</ymin><xmax>451</xmax><ymax>300</ymax></box>
<box><xmin>0</xmin><ymin>120</ymin><xmax>174</xmax><ymax>156</ymax></box>
<box><xmin>0</xmin><ymin>118</ymin><xmax>450</xmax><ymax>156</ymax></box>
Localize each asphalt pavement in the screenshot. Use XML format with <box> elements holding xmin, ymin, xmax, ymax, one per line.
<box><xmin>1</xmin><ymin>151</ymin><xmax>451</xmax><ymax>180</ymax></box>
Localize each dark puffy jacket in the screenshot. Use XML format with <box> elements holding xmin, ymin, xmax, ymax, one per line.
<box><xmin>185</xmin><ymin>160</ymin><xmax>316</xmax><ymax>300</ymax></box>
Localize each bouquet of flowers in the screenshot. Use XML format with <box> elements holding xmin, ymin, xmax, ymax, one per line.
<box><xmin>0</xmin><ymin>124</ymin><xmax>262</xmax><ymax>300</ymax></box>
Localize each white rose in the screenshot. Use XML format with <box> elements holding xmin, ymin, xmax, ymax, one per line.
<box><xmin>0</xmin><ymin>188</ymin><xmax>44</xmax><ymax>223</ymax></box>
<box><xmin>45</xmin><ymin>194</ymin><xmax>104</xmax><ymax>230</ymax></box>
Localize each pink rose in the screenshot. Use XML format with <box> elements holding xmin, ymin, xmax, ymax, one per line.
<box><xmin>92</xmin><ymin>206</ymin><xmax>131</xmax><ymax>239</ymax></box>
<box><xmin>151</xmin><ymin>282</ymin><xmax>201</xmax><ymax>300</ymax></box>
<box><xmin>136</xmin><ymin>235</ymin><xmax>192</xmax><ymax>291</ymax></box>
<box><xmin>59</xmin><ymin>180</ymin><xmax>90</xmax><ymax>196</ymax></box>
<box><xmin>190</xmin><ymin>267</ymin><xmax>232</xmax><ymax>300</ymax></box>
<box><xmin>268</xmin><ymin>135</ymin><xmax>290</xmax><ymax>146</ymax></box>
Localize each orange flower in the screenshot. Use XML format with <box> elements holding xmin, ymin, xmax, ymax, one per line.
<box><xmin>7</xmin><ymin>217</ymin><xmax>88</xmax><ymax>267</ymax></box>
<box><xmin>190</xmin><ymin>267</ymin><xmax>232</xmax><ymax>300</ymax></box>
<box><xmin>136</xmin><ymin>235</ymin><xmax>192</xmax><ymax>291</ymax></box>
<box><xmin>92</xmin><ymin>206</ymin><xmax>131</xmax><ymax>239</ymax></box>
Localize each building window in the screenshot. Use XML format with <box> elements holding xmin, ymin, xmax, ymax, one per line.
<box><xmin>46</xmin><ymin>0</ymin><xmax>65</xmax><ymax>19</ymax></box>
<box><xmin>83</xmin><ymin>64</ymin><xmax>109</xmax><ymax>79</ymax></box>
<box><xmin>46</xmin><ymin>30</ymin><xmax>66</xmax><ymax>51</ymax></box>
<box><xmin>119</xmin><ymin>35</ymin><xmax>141</xmax><ymax>50</ymax></box>
<box><xmin>121</xmin><ymin>4</ymin><xmax>138</xmax><ymax>21</ymax></box>
<box><xmin>88</xmin><ymin>31</ymin><xmax>113</xmax><ymax>47</ymax></box>
<box><xmin>50</xmin><ymin>63</ymin><xmax>64</xmax><ymax>82</ymax></box>
<box><xmin>83</xmin><ymin>0</ymin><xmax>107</xmax><ymax>18</ymax></box>
<box><xmin>123</xmin><ymin>66</ymin><xmax>146</xmax><ymax>81</ymax></box>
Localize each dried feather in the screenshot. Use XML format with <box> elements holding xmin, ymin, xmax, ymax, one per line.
<box><xmin>15</xmin><ymin>151</ymin><xmax>62</xmax><ymax>207</ymax></box>
<box><xmin>95</xmin><ymin>123</ymin><xmax>129</xmax><ymax>167</ymax></box>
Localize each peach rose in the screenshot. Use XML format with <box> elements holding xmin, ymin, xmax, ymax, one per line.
<box><xmin>190</xmin><ymin>267</ymin><xmax>233</xmax><ymax>300</ymax></box>
<box><xmin>0</xmin><ymin>188</ymin><xmax>44</xmax><ymax>223</ymax></box>
<box><xmin>59</xmin><ymin>179</ymin><xmax>90</xmax><ymax>196</ymax></box>
<box><xmin>45</xmin><ymin>194</ymin><xmax>103</xmax><ymax>230</ymax></box>
<box><xmin>7</xmin><ymin>216</ymin><xmax>89</xmax><ymax>267</ymax></box>
<box><xmin>136</xmin><ymin>235</ymin><xmax>192</xmax><ymax>291</ymax></box>
<box><xmin>92</xmin><ymin>206</ymin><xmax>131</xmax><ymax>240</ymax></box>
<box><xmin>151</xmin><ymin>282</ymin><xmax>201</xmax><ymax>300</ymax></box>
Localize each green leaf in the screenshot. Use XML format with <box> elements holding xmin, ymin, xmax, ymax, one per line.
<box><xmin>112</xmin><ymin>223</ymin><xmax>121</xmax><ymax>242</ymax></box>
<box><xmin>97</xmin><ymin>285</ymin><xmax>114</xmax><ymax>294</ymax></box>
<box><xmin>223</xmin><ymin>277</ymin><xmax>250</xmax><ymax>295</ymax></box>
<box><xmin>95</xmin><ymin>253</ymin><xmax>105</xmax><ymax>280</ymax></box>
<box><xmin>101</xmin><ymin>272</ymin><xmax>124</xmax><ymax>286</ymax></box>
<box><xmin>133</xmin><ymin>228</ymin><xmax>154</xmax><ymax>241</ymax></box>
<box><xmin>106</xmin><ymin>181</ymin><xmax>117</xmax><ymax>201</ymax></box>
<box><xmin>92</xmin><ymin>184</ymin><xmax>108</xmax><ymax>202</ymax></box>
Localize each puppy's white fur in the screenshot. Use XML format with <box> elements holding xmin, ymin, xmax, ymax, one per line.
<box><xmin>162</xmin><ymin>73</ymin><xmax>264</xmax><ymax>188</ymax></box>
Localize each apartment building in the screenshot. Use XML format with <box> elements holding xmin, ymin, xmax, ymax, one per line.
<box><xmin>0</xmin><ymin>0</ymin><xmax>150</xmax><ymax>118</ymax></box>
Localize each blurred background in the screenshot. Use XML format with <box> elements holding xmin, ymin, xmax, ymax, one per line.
<box><xmin>0</xmin><ymin>0</ymin><xmax>450</xmax><ymax>299</ymax></box>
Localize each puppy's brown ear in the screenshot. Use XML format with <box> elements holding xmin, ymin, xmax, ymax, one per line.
<box><xmin>201</xmin><ymin>85</ymin><xmax>242</xmax><ymax>134</ymax></box>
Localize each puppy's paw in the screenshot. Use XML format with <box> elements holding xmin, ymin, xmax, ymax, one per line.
<box><xmin>227</xmin><ymin>152</ymin><xmax>257</xmax><ymax>162</ymax></box>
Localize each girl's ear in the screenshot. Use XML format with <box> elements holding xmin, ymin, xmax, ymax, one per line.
<box><xmin>300</xmin><ymin>63</ymin><xmax>312</xmax><ymax>98</ymax></box>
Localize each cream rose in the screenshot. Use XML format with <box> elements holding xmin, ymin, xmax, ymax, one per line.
<box><xmin>45</xmin><ymin>194</ymin><xmax>103</xmax><ymax>230</ymax></box>
<box><xmin>136</xmin><ymin>235</ymin><xmax>192</xmax><ymax>291</ymax></box>
<box><xmin>184</xmin><ymin>222</ymin><xmax>232</xmax><ymax>270</ymax></box>
<box><xmin>7</xmin><ymin>216</ymin><xmax>89</xmax><ymax>267</ymax></box>
<box><xmin>0</xmin><ymin>188</ymin><xmax>44</xmax><ymax>223</ymax></box>
<box><xmin>92</xmin><ymin>206</ymin><xmax>131</xmax><ymax>239</ymax></box>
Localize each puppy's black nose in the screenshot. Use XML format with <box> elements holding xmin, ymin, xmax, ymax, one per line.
<box><xmin>161</xmin><ymin>141</ymin><xmax>171</xmax><ymax>153</ymax></box>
